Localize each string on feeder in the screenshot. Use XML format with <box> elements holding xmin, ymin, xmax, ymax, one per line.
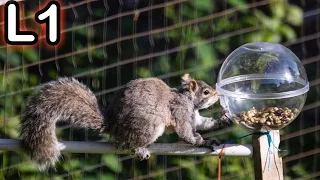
<box><xmin>217</xmin><ymin>131</ymin><xmax>281</xmax><ymax>180</ymax></box>
<box><xmin>259</xmin><ymin>131</ymin><xmax>282</xmax><ymax>171</ymax></box>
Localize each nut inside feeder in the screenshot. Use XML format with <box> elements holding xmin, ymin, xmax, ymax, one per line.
<box><xmin>216</xmin><ymin>42</ymin><xmax>309</xmax><ymax>131</ymax></box>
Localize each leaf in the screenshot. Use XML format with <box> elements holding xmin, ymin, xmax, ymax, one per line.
<box><xmin>245</xmin><ymin>32</ymin><xmax>264</xmax><ymax>42</ymax></box>
<box><xmin>215</xmin><ymin>39</ymin><xmax>230</xmax><ymax>55</ymax></box>
<box><xmin>62</xmin><ymin>159</ymin><xmax>81</xmax><ymax>171</ymax></box>
<box><xmin>278</xmin><ymin>24</ymin><xmax>296</xmax><ymax>40</ymax></box>
<box><xmin>22</xmin><ymin>49</ymin><xmax>38</xmax><ymax>62</ymax></box>
<box><xmin>270</xmin><ymin>1</ymin><xmax>285</xmax><ymax>19</ymax></box>
<box><xmin>254</xmin><ymin>10</ymin><xmax>280</xmax><ymax>30</ymax></box>
<box><xmin>196</xmin><ymin>43</ymin><xmax>217</xmax><ymax>67</ymax></box>
<box><xmin>181</xmin><ymin>4</ymin><xmax>195</xmax><ymax>19</ymax></box>
<box><xmin>8</xmin><ymin>53</ymin><xmax>21</xmax><ymax>67</ymax></box>
<box><xmin>165</xmin><ymin>6</ymin><xmax>176</xmax><ymax>20</ymax></box>
<box><xmin>76</xmin><ymin>26</ymin><xmax>87</xmax><ymax>36</ymax></box>
<box><xmin>138</xmin><ymin>67</ymin><xmax>151</xmax><ymax>78</ymax></box>
<box><xmin>92</xmin><ymin>49</ymin><xmax>105</xmax><ymax>59</ymax></box>
<box><xmin>159</xmin><ymin>56</ymin><xmax>170</xmax><ymax>72</ymax></box>
<box><xmin>101</xmin><ymin>174</ymin><xmax>115</xmax><ymax>180</ymax></box>
<box><xmin>102</xmin><ymin>154</ymin><xmax>122</xmax><ymax>173</ymax></box>
<box><xmin>243</xmin><ymin>16</ymin><xmax>257</xmax><ymax>26</ymax></box>
<box><xmin>194</xmin><ymin>0</ymin><xmax>213</xmax><ymax>13</ymax></box>
<box><xmin>292</xmin><ymin>163</ymin><xmax>308</xmax><ymax>176</ymax></box>
<box><xmin>227</xmin><ymin>0</ymin><xmax>248</xmax><ymax>13</ymax></box>
<box><xmin>17</xmin><ymin>162</ymin><xmax>38</xmax><ymax>172</ymax></box>
<box><xmin>53</xmin><ymin>177</ymin><xmax>64</xmax><ymax>180</ymax></box>
<box><xmin>264</xmin><ymin>32</ymin><xmax>281</xmax><ymax>42</ymax></box>
<box><xmin>286</xmin><ymin>5</ymin><xmax>303</xmax><ymax>26</ymax></box>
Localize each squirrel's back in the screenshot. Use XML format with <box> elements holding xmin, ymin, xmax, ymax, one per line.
<box><xmin>106</xmin><ymin>77</ymin><xmax>174</xmax><ymax>149</ymax></box>
<box><xmin>21</xmin><ymin>78</ymin><xmax>105</xmax><ymax>171</ymax></box>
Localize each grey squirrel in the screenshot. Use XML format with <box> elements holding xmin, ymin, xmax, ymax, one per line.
<box><xmin>21</xmin><ymin>73</ymin><xmax>229</xmax><ymax>171</ymax></box>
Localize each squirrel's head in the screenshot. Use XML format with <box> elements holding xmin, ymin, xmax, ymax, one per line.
<box><xmin>181</xmin><ymin>74</ymin><xmax>220</xmax><ymax>110</ymax></box>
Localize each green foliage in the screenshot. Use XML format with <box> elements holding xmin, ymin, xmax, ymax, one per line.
<box><xmin>102</xmin><ymin>154</ymin><xmax>122</xmax><ymax>173</ymax></box>
<box><xmin>247</xmin><ymin>1</ymin><xmax>303</xmax><ymax>42</ymax></box>
<box><xmin>291</xmin><ymin>163</ymin><xmax>309</xmax><ymax>177</ymax></box>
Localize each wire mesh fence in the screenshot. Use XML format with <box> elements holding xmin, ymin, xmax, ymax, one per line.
<box><xmin>0</xmin><ymin>0</ymin><xmax>319</xmax><ymax>179</ymax></box>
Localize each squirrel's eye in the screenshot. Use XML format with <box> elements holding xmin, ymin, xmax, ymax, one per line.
<box><xmin>203</xmin><ymin>90</ymin><xmax>210</xmax><ymax>95</ymax></box>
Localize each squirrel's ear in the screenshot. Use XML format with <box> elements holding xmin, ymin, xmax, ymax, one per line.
<box><xmin>181</xmin><ymin>73</ymin><xmax>192</xmax><ymax>83</ymax></box>
<box><xmin>189</xmin><ymin>80</ymin><xmax>198</xmax><ymax>92</ymax></box>
<box><xmin>181</xmin><ymin>74</ymin><xmax>198</xmax><ymax>92</ymax></box>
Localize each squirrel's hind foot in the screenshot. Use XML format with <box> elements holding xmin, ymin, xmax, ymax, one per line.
<box><xmin>133</xmin><ymin>147</ymin><xmax>150</xmax><ymax>161</ymax></box>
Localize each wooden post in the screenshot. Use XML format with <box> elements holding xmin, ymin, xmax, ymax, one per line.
<box><xmin>252</xmin><ymin>130</ymin><xmax>283</xmax><ymax>180</ymax></box>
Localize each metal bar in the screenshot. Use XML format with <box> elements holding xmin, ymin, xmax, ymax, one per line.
<box><xmin>0</xmin><ymin>139</ymin><xmax>253</xmax><ymax>157</ymax></box>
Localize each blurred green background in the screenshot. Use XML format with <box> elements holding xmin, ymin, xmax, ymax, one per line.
<box><xmin>0</xmin><ymin>0</ymin><xmax>319</xmax><ymax>179</ymax></box>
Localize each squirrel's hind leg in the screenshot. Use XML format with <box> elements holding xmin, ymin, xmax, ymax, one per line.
<box><xmin>129</xmin><ymin>124</ymin><xmax>165</xmax><ymax>160</ymax></box>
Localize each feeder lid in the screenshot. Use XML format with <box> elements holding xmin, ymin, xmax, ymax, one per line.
<box><xmin>216</xmin><ymin>42</ymin><xmax>309</xmax><ymax>99</ymax></box>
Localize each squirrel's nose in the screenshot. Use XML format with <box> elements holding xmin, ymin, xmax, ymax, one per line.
<box><xmin>213</xmin><ymin>91</ymin><xmax>220</xmax><ymax>97</ymax></box>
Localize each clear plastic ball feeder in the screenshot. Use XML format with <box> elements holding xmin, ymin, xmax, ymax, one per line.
<box><xmin>216</xmin><ymin>42</ymin><xmax>309</xmax><ymax>131</ymax></box>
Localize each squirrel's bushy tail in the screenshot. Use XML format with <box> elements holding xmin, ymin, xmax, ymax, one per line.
<box><xmin>21</xmin><ymin>78</ymin><xmax>105</xmax><ymax>171</ymax></box>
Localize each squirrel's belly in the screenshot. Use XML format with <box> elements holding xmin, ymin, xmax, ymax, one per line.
<box><xmin>164</xmin><ymin>126</ymin><xmax>175</xmax><ymax>134</ymax></box>
<box><xmin>165</xmin><ymin>116</ymin><xmax>176</xmax><ymax>127</ymax></box>
<box><xmin>152</xmin><ymin>124</ymin><xmax>166</xmax><ymax>142</ymax></box>
<box><xmin>164</xmin><ymin>117</ymin><xmax>176</xmax><ymax>134</ymax></box>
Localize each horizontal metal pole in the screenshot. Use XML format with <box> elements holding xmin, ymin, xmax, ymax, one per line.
<box><xmin>0</xmin><ymin>139</ymin><xmax>253</xmax><ymax>157</ymax></box>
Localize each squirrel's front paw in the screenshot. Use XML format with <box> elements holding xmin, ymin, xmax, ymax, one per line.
<box><xmin>219</xmin><ymin>109</ymin><xmax>232</xmax><ymax>126</ymax></box>
<box><xmin>202</xmin><ymin>139</ymin><xmax>220</xmax><ymax>151</ymax></box>
<box><xmin>134</xmin><ymin>147</ymin><xmax>150</xmax><ymax>161</ymax></box>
